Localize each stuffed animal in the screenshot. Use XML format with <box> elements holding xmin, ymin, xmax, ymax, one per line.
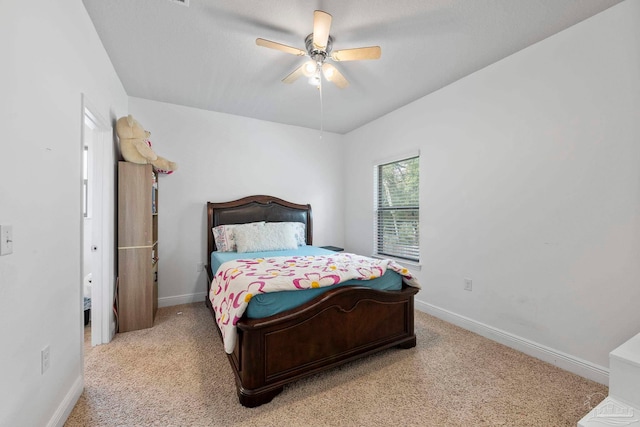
<box><xmin>115</xmin><ymin>115</ymin><xmax>177</xmax><ymax>173</ymax></box>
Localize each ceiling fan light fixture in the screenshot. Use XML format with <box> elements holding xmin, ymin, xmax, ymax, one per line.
<box><xmin>308</xmin><ymin>74</ymin><xmax>321</xmax><ymax>86</ymax></box>
<box><xmin>303</xmin><ymin>60</ymin><xmax>317</xmax><ymax>77</ymax></box>
<box><xmin>323</xmin><ymin>66</ymin><xmax>335</xmax><ymax>80</ymax></box>
<box><xmin>322</xmin><ymin>63</ymin><xmax>349</xmax><ymax>88</ymax></box>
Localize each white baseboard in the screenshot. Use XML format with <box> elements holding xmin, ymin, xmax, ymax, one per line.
<box><xmin>158</xmin><ymin>292</ymin><xmax>207</xmax><ymax>308</ymax></box>
<box><xmin>415</xmin><ymin>298</ymin><xmax>609</xmax><ymax>385</ymax></box>
<box><xmin>47</xmin><ymin>374</ymin><xmax>83</xmax><ymax>427</ymax></box>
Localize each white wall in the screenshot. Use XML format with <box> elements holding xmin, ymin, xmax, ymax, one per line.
<box><xmin>343</xmin><ymin>0</ymin><xmax>640</xmax><ymax>380</ymax></box>
<box><xmin>0</xmin><ymin>2</ymin><xmax>127</xmax><ymax>426</ymax></box>
<box><xmin>1</xmin><ymin>3</ymin><xmax>631</xmax><ymax>424</ymax></box>
<box><xmin>128</xmin><ymin>98</ymin><xmax>345</xmax><ymax>306</ymax></box>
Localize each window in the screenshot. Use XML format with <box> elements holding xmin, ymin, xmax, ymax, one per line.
<box><xmin>375</xmin><ymin>156</ymin><xmax>419</xmax><ymax>262</ymax></box>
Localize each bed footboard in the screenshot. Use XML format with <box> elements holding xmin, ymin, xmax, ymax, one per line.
<box><xmin>205</xmin><ymin>196</ymin><xmax>419</xmax><ymax>407</ymax></box>
<box><xmin>209</xmin><ymin>285</ymin><xmax>418</xmax><ymax>407</ymax></box>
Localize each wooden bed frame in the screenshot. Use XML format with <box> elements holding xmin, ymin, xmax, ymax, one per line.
<box><xmin>205</xmin><ymin>195</ymin><xmax>419</xmax><ymax>407</ymax></box>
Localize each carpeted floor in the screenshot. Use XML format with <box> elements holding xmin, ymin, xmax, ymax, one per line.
<box><xmin>66</xmin><ymin>303</ymin><xmax>606</xmax><ymax>426</ymax></box>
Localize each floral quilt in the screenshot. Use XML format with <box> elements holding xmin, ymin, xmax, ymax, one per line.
<box><xmin>209</xmin><ymin>252</ymin><xmax>420</xmax><ymax>353</ymax></box>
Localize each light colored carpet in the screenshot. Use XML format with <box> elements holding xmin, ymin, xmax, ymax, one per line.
<box><xmin>66</xmin><ymin>303</ymin><xmax>606</xmax><ymax>426</ymax></box>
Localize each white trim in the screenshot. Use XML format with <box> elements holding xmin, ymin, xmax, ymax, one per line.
<box><xmin>158</xmin><ymin>291</ymin><xmax>208</xmax><ymax>308</ymax></box>
<box><xmin>415</xmin><ymin>298</ymin><xmax>609</xmax><ymax>385</ymax></box>
<box><xmin>81</xmin><ymin>94</ymin><xmax>114</xmax><ymax>346</ymax></box>
<box><xmin>46</xmin><ymin>374</ymin><xmax>83</xmax><ymax>427</ymax></box>
<box><xmin>370</xmin><ymin>253</ymin><xmax>422</xmax><ymax>271</ymax></box>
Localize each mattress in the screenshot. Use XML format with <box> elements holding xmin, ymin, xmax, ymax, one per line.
<box><xmin>210</xmin><ymin>246</ymin><xmax>403</xmax><ymax>318</ymax></box>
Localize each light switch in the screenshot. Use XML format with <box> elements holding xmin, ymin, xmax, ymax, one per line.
<box><xmin>1</xmin><ymin>225</ymin><xmax>13</xmax><ymax>255</ymax></box>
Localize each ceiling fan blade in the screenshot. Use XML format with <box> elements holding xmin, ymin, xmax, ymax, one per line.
<box><xmin>312</xmin><ymin>10</ymin><xmax>332</xmax><ymax>50</ymax></box>
<box><xmin>322</xmin><ymin>63</ymin><xmax>349</xmax><ymax>89</ymax></box>
<box><xmin>282</xmin><ymin>64</ymin><xmax>307</xmax><ymax>84</ymax></box>
<box><xmin>256</xmin><ymin>38</ymin><xmax>306</xmax><ymax>56</ymax></box>
<box><xmin>331</xmin><ymin>46</ymin><xmax>381</xmax><ymax>62</ymax></box>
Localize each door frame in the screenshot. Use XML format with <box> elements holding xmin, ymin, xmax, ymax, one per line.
<box><xmin>81</xmin><ymin>94</ymin><xmax>114</xmax><ymax>347</ymax></box>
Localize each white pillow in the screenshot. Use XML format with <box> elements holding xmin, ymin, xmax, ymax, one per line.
<box><xmin>290</xmin><ymin>222</ymin><xmax>306</xmax><ymax>246</ymax></box>
<box><xmin>212</xmin><ymin>222</ymin><xmax>264</xmax><ymax>252</ymax></box>
<box><xmin>235</xmin><ymin>222</ymin><xmax>298</xmax><ymax>253</ymax></box>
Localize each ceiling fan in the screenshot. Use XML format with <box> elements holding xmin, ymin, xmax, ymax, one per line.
<box><xmin>256</xmin><ymin>10</ymin><xmax>381</xmax><ymax>89</ymax></box>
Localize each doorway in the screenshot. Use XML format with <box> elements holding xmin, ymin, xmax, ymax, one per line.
<box><xmin>81</xmin><ymin>95</ymin><xmax>114</xmax><ymax>347</ymax></box>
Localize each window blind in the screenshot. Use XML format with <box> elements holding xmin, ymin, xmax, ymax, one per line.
<box><xmin>375</xmin><ymin>156</ymin><xmax>419</xmax><ymax>262</ymax></box>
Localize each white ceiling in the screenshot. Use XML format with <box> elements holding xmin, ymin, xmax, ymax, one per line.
<box><xmin>83</xmin><ymin>0</ymin><xmax>623</xmax><ymax>134</ymax></box>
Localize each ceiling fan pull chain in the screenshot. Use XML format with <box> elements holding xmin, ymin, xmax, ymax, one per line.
<box><xmin>319</xmin><ymin>77</ymin><xmax>324</xmax><ymax>139</ymax></box>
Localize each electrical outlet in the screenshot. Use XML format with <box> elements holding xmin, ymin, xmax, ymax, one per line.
<box><xmin>41</xmin><ymin>345</ymin><xmax>50</xmax><ymax>374</ymax></box>
<box><xmin>464</xmin><ymin>278</ymin><xmax>473</xmax><ymax>291</ymax></box>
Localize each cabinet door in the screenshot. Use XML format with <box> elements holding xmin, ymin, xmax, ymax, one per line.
<box><xmin>118</xmin><ymin>163</ymin><xmax>153</xmax><ymax>247</ymax></box>
<box><xmin>118</xmin><ymin>247</ymin><xmax>154</xmax><ymax>332</ymax></box>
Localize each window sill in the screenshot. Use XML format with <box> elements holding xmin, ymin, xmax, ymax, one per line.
<box><xmin>371</xmin><ymin>254</ymin><xmax>422</xmax><ymax>272</ymax></box>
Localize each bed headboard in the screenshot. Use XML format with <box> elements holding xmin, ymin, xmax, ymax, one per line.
<box><xmin>206</xmin><ymin>195</ymin><xmax>313</xmax><ymax>275</ymax></box>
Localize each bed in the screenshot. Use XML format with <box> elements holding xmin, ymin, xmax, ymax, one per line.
<box><xmin>205</xmin><ymin>195</ymin><xmax>420</xmax><ymax>407</ymax></box>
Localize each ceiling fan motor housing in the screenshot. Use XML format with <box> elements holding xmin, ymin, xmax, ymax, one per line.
<box><xmin>305</xmin><ymin>33</ymin><xmax>333</xmax><ymax>60</ymax></box>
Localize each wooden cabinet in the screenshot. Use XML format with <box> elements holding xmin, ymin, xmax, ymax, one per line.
<box><xmin>117</xmin><ymin>162</ymin><xmax>158</xmax><ymax>332</ymax></box>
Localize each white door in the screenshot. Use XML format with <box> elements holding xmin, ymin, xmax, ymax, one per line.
<box><xmin>82</xmin><ymin>97</ymin><xmax>113</xmax><ymax>346</ymax></box>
